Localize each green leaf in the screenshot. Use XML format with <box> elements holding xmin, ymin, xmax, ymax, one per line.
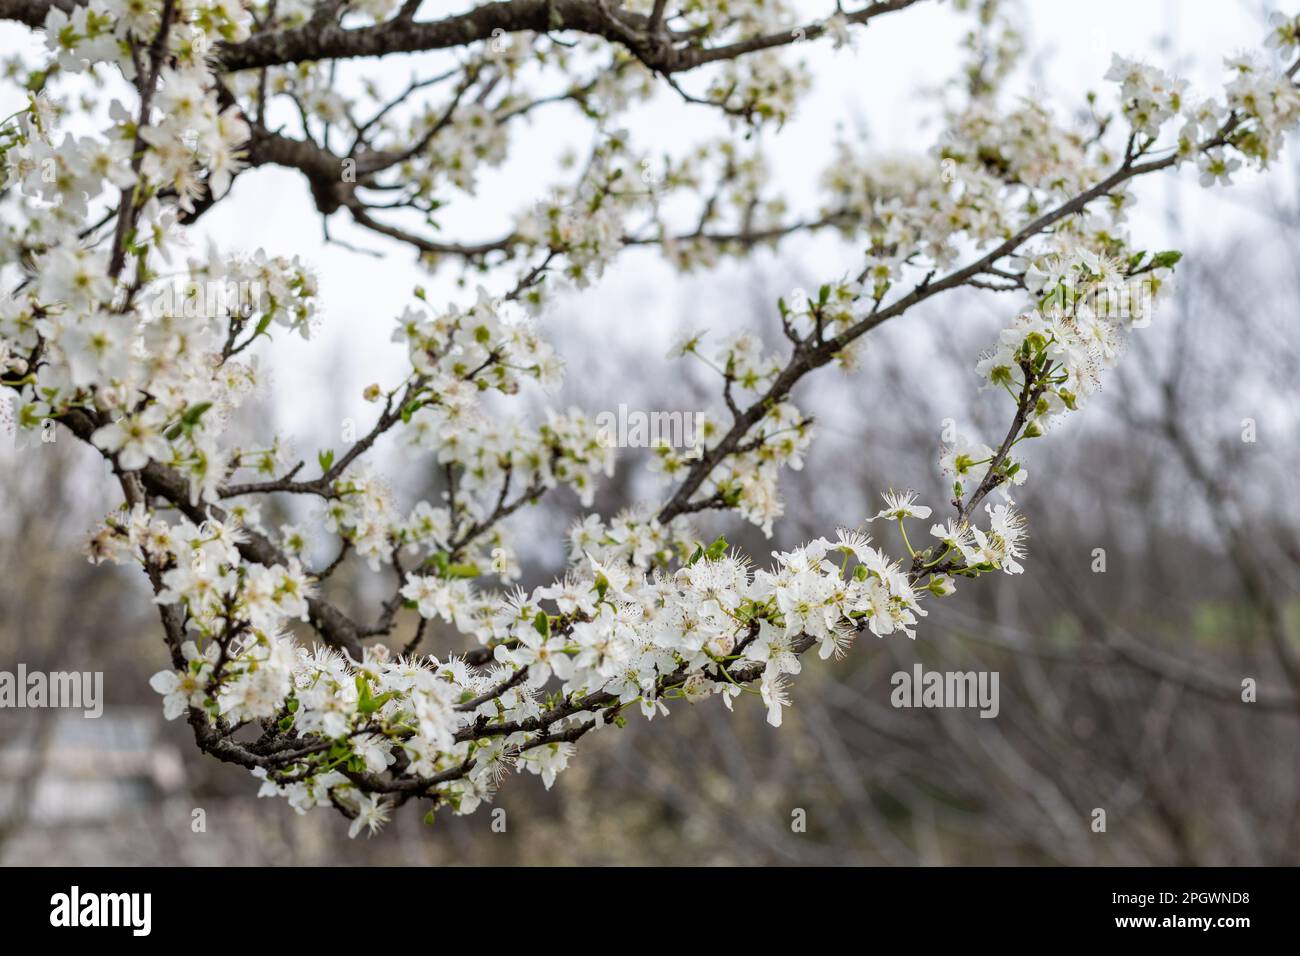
<box><xmin>1150</xmin><ymin>250</ymin><xmax>1182</xmax><ymax>270</ymax></box>
<box><xmin>181</xmin><ymin>402</ymin><xmax>212</xmax><ymax>427</ymax></box>
<box><xmin>360</xmin><ymin>691</ymin><xmax>396</xmax><ymax>715</ymax></box>
<box><xmin>533</xmin><ymin>611</ymin><xmax>550</xmax><ymax>637</ymax></box>
<box><xmin>163</xmin><ymin>401</ymin><xmax>216</xmax><ymax>441</ymax></box>
<box><xmin>318</xmin><ymin>449</ymin><xmax>335</xmax><ymax>474</ymax></box>
<box><xmin>357</xmin><ymin>676</ymin><xmax>395</xmax><ymax>715</ymax></box>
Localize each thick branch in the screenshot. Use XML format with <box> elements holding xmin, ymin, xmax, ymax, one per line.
<box><xmin>214</xmin><ymin>0</ymin><xmax>923</xmax><ymax>74</ymax></box>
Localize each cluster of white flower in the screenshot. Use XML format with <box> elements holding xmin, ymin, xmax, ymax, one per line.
<box><xmin>88</xmin><ymin>506</ymin><xmax>303</xmax><ymax>723</ymax></box>
<box><xmin>1109</xmin><ymin>45</ymin><xmax>1297</xmax><ymax>184</ymax></box>
<box><xmin>384</xmin><ymin>286</ymin><xmax>615</xmax><ymax>575</ymax></box>
<box><xmin>929</xmin><ymin>502</ymin><xmax>1028</xmax><ymax>577</ymax></box>
<box><xmin>982</xmin><ymin>244</ymin><xmax>1172</xmax><ymax>411</ymax></box>
<box><xmin>142</xmin><ymin>496</ymin><xmax>968</xmax><ymax>826</ymax></box>
<box><xmin>0</xmin><ymin>2</ymin><xmax>319</xmax><ymax>506</ymax></box>
<box><xmin>1105</xmin><ymin>55</ymin><xmax>1189</xmax><ymax>140</ymax></box>
<box><xmin>661</xmin><ymin>327</ymin><xmax>814</xmax><ymax>534</ymax></box>
<box><xmin>650</xmin><ymin>138</ymin><xmax>786</xmax><ymax>271</ymax></box>
<box><xmin>681</xmin><ymin>0</ymin><xmax>811</xmax><ymax>125</ymax></box>
<box><xmin>511</xmin><ymin>137</ymin><xmax>641</xmax><ymax>292</ymax></box>
<box><xmin>83</xmin><ymin>454</ymin><xmax>1019</xmax><ymax>836</ymax></box>
<box><xmin>873</xmin><ymin>43</ymin><xmax>1300</xmax><ymax>517</ymax></box>
<box><xmin>820</xmin><ymin>103</ymin><xmax>1097</xmax><ymax>298</ymax></box>
<box><xmin>1108</xmin><ymin>44</ymin><xmax>1300</xmax><ymax>185</ymax></box>
<box><xmin>937</xmin><ymin>241</ymin><xmax>1176</xmax><ymax>511</ymax></box>
<box><xmin>430</xmin><ymin>103</ymin><xmax>512</xmax><ymax>194</ymax></box>
<box><xmin>393</xmin><ymin>286</ymin><xmax>562</xmax><ymax>395</ymax></box>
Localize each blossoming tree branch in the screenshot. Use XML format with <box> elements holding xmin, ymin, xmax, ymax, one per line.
<box><xmin>1</xmin><ymin>0</ymin><xmax>1297</xmax><ymax>835</ymax></box>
